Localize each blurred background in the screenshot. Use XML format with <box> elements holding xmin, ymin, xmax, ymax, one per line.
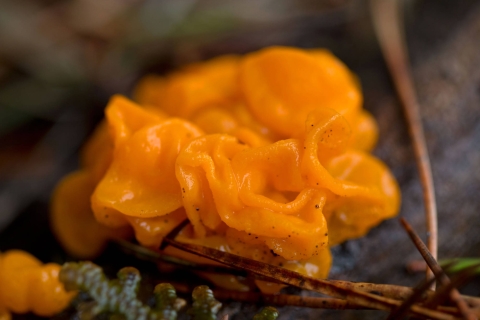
<box><xmin>0</xmin><ymin>0</ymin><xmax>480</xmax><ymax>319</ymax></box>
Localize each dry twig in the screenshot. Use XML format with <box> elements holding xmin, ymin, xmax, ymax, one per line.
<box><xmin>113</xmin><ymin>238</ymin><xmax>246</xmax><ymax>276</ymax></box>
<box><xmin>114</xmin><ymin>238</ymin><xmax>480</xmax><ymax>310</ymax></box>
<box><xmin>159</xmin><ymin>219</ymin><xmax>189</xmax><ymax>250</ymax></box>
<box><xmin>387</xmin><ymin>272</ymin><xmax>437</xmax><ymax>320</ymax></box>
<box><xmin>370</xmin><ymin>0</ymin><xmax>438</xmax><ymax>286</ymax></box>
<box><xmin>400</xmin><ymin>218</ymin><xmax>477</xmax><ymax>320</ymax></box>
<box><xmin>169</xmin><ymin>282</ymin><xmax>367</xmax><ymax>310</ymax></box>
<box><xmin>115</xmin><ymin>240</ymin><xmax>480</xmax><ymax>312</ymax></box>
<box><xmin>162</xmin><ymin>238</ymin><xmax>457</xmax><ymax>319</ymax></box>
<box><xmin>426</xmin><ymin>266</ymin><xmax>480</xmax><ymax>312</ymax></box>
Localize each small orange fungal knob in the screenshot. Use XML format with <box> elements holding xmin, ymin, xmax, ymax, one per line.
<box><xmin>0</xmin><ymin>250</ymin><xmax>75</xmax><ymax>317</ymax></box>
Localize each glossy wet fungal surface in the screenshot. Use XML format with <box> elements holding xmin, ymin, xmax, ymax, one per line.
<box><xmin>50</xmin><ymin>47</ymin><xmax>400</xmax><ymax>296</ymax></box>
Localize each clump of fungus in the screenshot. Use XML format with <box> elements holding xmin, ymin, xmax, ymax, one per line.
<box><xmin>51</xmin><ymin>46</ymin><xmax>400</xmax><ymax>292</ymax></box>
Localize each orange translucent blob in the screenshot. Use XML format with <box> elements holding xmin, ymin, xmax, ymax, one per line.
<box><xmin>350</xmin><ymin>110</ymin><xmax>379</xmax><ymax>151</ymax></box>
<box><xmin>175</xmin><ymin>134</ymin><xmax>246</xmax><ymax>237</ymax></box>
<box><xmin>299</xmin><ymin>108</ymin><xmax>399</xmax><ymax>244</ymax></box>
<box><xmin>176</xmin><ymin>134</ymin><xmax>329</xmax><ymax>260</ymax></box>
<box><xmin>302</xmin><ymin>107</ymin><xmax>375</xmax><ymax>197</ymax></box>
<box><xmin>191</xmin><ymin>106</ymin><xmax>239</xmax><ymax>134</ymax></box>
<box><xmin>240</xmin><ymin>47</ymin><xmax>361</xmax><ymax>139</ymax></box>
<box><xmin>137</xmin><ymin>55</ymin><xmax>240</xmax><ymax>118</ymax></box>
<box><xmin>51</xmin><ymin>46</ymin><xmax>401</xmax><ymax>292</ymax></box>
<box><xmin>323</xmin><ymin>150</ymin><xmax>400</xmax><ymax>245</ymax></box>
<box><xmin>190</xmin><ymin>104</ymin><xmax>274</xmax><ymax>147</ymax></box>
<box><xmin>92</xmin><ymin>97</ymin><xmax>204</xmax><ymax>224</ymax></box>
<box><xmin>28</xmin><ymin>263</ymin><xmax>76</xmax><ymax>317</ymax></box>
<box><xmin>0</xmin><ymin>251</ymin><xmax>74</xmax><ymax>317</ymax></box>
<box><xmin>51</xmin><ymin>171</ymin><xmax>132</xmax><ymax>258</ymax></box>
<box><xmin>126</xmin><ymin>208</ymin><xmax>188</xmax><ymax>248</ymax></box>
<box><xmin>231</xmin><ymin>141</ymin><xmax>329</xmax><ymax>260</ymax></box>
<box><xmin>0</xmin><ymin>251</ymin><xmax>40</xmax><ymax>313</ymax></box>
<box><xmin>105</xmin><ymin>95</ymin><xmax>168</xmax><ymax>147</ymax></box>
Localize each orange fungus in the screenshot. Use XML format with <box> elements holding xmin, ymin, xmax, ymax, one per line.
<box><xmin>50</xmin><ymin>46</ymin><xmax>400</xmax><ymax>293</ymax></box>
<box><xmin>0</xmin><ymin>250</ymin><xmax>75</xmax><ymax>318</ymax></box>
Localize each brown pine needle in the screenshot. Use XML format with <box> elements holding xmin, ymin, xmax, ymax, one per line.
<box><xmin>193</xmin><ymin>288</ymin><xmax>367</xmax><ymax>310</ymax></box>
<box><xmin>115</xmin><ymin>238</ymin><xmax>480</xmax><ymax>308</ymax></box>
<box><xmin>228</xmin><ymin>293</ymin><xmax>365</xmax><ymax>310</ymax></box>
<box><xmin>170</xmin><ymin>281</ymin><xmax>471</xmax><ymax>316</ymax></box>
<box><xmin>159</xmin><ymin>219</ymin><xmax>189</xmax><ymax>250</ymax></box>
<box><xmin>370</xmin><ymin>0</ymin><xmax>438</xmax><ymax>286</ymax></box>
<box><xmin>387</xmin><ymin>272</ymin><xmax>438</xmax><ymax>320</ymax></box>
<box><xmin>329</xmin><ymin>281</ymin><xmax>418</xmax><ymax>302</ymax></box>
<box><xmin>163</xmin><ymin>238</ymin><xmax>456</xmax><ymax>320</ymax></box>
<box><xmin>170</xmin><ymin>281</ymin><xmax>367</xmax><ymax>310</ymax></box>
<box><xmin>400</xmin><ymin>218</ymin><xmax>477</xmax><ymax>320</ymax></box>
<box><xmin>113</xmin><ymin>238</ymin><xmax>246</xmax><ymax>276</ymax></box>
<box><xmin>332</xmin><ymin>281</ymin><xmax>480</xmax><ymax>308</ymax></box>
<box><xmin>427</xmin><ymin>264</ymin><xmax>480</xmax><ymax>311</ymax></box>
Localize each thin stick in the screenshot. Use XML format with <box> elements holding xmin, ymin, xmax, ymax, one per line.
<box><xmin>400</xmin><ymin>218</ymin><xmax>477</xmax><ymax>320</ymax></box>
<box><xmin>220</xmin><ymin>292</ymin><xmax>366</xmax><ymax>310</ymax></box>
<box><xmin>159</xmin><ymin>219</ymin><xmax>189</xmax><ymax>250</ymax></box>
<box><xmin>116</xmin><ymin>238</ymin><xmax>480</xmax><ymax>307</ymax></box>
<box><xmin>426</xmin><ymin>263</ymin><xmax>480</xmax><ymax>310</ymax></box>
<box><xmin>113</xmin><ymin>238</ymin><xmax>247</xmax><ymax>276</ymax></box>
<box><xmin>387</xmin><ymin>272</ymin><xmax>437</xmax><ymax>320</ymax></box>
<box><xmin>173</xmin><ymin>284</ymin><xmax>368</xmax><ymax>310</ymax></box>
<box><xmin>370</xmin><ymin>0</ymin><xmax>438</xmax><ymax>286</ymax></box>
<box><xmin>332</xmin><ymin>281</ymin><xmax>480</xmax><ymax>308</ymax></box>
<box><xmin>163</xmin><ymin>238</ymin><xmax>455</xmax><ymax>320</ymax></box>
<box><xmin>171</xmin><ymin>281</ymin><xmax>469</xmax><ymax>316</ymax></box>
